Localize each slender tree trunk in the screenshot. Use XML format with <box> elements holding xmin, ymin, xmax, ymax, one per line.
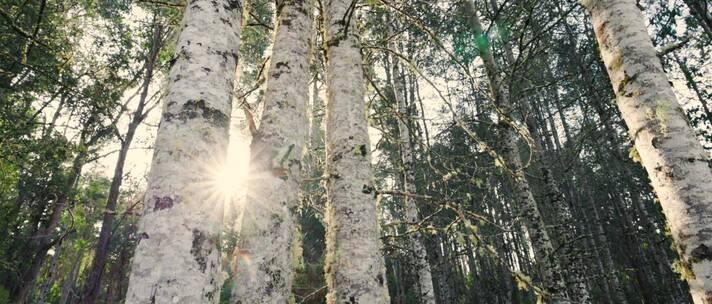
<box><xmin>388</xmin><ymin>29</ymin><xmax>436</xmax><ymax>304</ymax></box>
<box><xmin>462</xmin><ymin>2</ymin><xmax>570</xmax><ymax>302</ymax></box>
<box><xmin>36</xmin><ymin>239</ymin><xmax>63</xmax><ymax>304</ymax></box>
<box><xmin>59</xmin><ymin>248</ymin><xmax>84</xmax><ymax>304</ymax></box>
<box><xmin>585</xmin><ymin>0</ymin><xmax>712</xmax><ymax>302</ymax></box>
<box><xmin>673</xmin><ymin>54</ymin><xmax>712</xmax><ymax>128</ymax></box>
<box><xmin>13</xmin><ymin>152</ymin><xmax>84</xmax><ymax>304</ymax></box>
<box><xmin>230</xmin><ymin>0</ymin><xmax>312</xmax><ymax>302</ymax></box>
<box><xmin>683</xmin><ymin>0</ymin><xmax>712</xmax><ymax>39</ymax></box>
<box><xmin>124</xmin><ymin>1</ymin><xmax>241</xmax><ymax>303</ymax></box>
<box><xmin>82</xmin><ymin>21</ymin><xmax>163</xmax><ymax>304</ymax></box>
<box><xmin>105</xmin><ymin>232</ymin><xmax>132</xmax><ymax>304</ymax></box>
<box><xmin>322</xmin><ymin>0</ymin><xmax>390</xmax><ymax>301</ymax></box>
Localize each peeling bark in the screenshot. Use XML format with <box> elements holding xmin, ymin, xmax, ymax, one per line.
<box><xmin>323</xmin><ymin>0</ymin><xmax>390</xmax><ymax>302</ymax></box>
<box><xmin>230</xmin><ymin>0</ymin><xmax>312</xmax><ymax>302</ymax></box>
<box><xmin>124</xmin><ymin>1</ymin><xmax>242</xmax><ymax>303</ymax></box>
<box><xmin>584</xmin><ymin>0</ymin><xmax>712</xmax><ymax>303</ymax></box>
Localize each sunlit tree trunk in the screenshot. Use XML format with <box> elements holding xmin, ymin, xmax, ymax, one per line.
<box><xmin>462</xmin><ymin>1</ymin><xmax>571</xmax><ymax>302</ymax></box>
<box><xmin>124</xmin><ymin>0</ymin><xmax>241</xmax><ymax>303</ymax></box>
<box><xmin>322</xmin><ymin>0</ymin><xmax>390</xmax><ymax>302</ymax></box>
<box><xmin>230</xmin><ymin>0</ymin><xmax>312</xmax><ymax>302</ymax></box>
<box><xmin>585</xmin><ymin>0</ymin><xmax>712</xmax><ymax>302</ymax></box>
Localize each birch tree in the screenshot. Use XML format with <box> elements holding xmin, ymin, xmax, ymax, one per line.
<box><xmin>389</xmin><ymin>46</ymin><xmax>436</xmax><ymax>304</ymax></box>
<box><xmin>124</xmin><ymin>0</ymin><xmax>242</xmax><ymax>302</ymax></box>
<box><xmin>230</xmin><ymin>0</ymin><xmax>312</xmax><ymax>302</ymax></box>
<box><xmin>323</xmin><ymin>0</ymin><xmax>390</xmax><ymax>302</ymax></box>
<box><xmin>462</xmin><ymin>1</ymin><xmax>572</xmax><ymax>302</ymax></box>
<box><xmin>584</xmin><ymin>0</ymin><xmax>712</xmax><ymax>302</ymax></box>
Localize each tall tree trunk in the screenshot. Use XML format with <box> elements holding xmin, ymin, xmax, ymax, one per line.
<box><xmin>683</xmin><ymin>0</ymin><xmax>712</xmax><ymax>39</ymax></box>
<box><xmin>322</xmin><ymin>0</ymin><xmax>390</xmax><ymax>301</ymax></box>
<box><xmin>36</xmin><ymin>239</ymin><xmax>64</xmax><ymax>304</ymax></box>
<box><xmin>230</xmin><ymin>0</ymin><xmax>312</xmax><ymax>302</ymax></box>
<box><xmin>673</xmin><ymin>54</ymin><xmax>712</xmax><ymax>128</ymax></box>
<box><xmin>462</xmin><ymin>2</ymin><xmax>570</xmax><ymax>302</ymax></box>
<box><xmin>105</xmin><ymin>228</ymin><xmax>133</xmax><ymax>304</ymax></box>
<box><xmin>388</xmin><ymin>29</ymin><xmax>436</xmax><ymax>304</ymax></box>
<box><xmin>124</xmin><ymin>1</ymin><xmax>241</xmax><ymax>303</ymax></box>
<box><xmin>13</xmin><ymin>152</ymin><xmax>85</xmax><ymax>304</ymax></box>
<box><xmin>59</xmin><ymin>248</ymin><xmax>84</xmax><ymax>304</ymax></box>
<box><xmin>584</xmin><ymin>0</ymin><xmax>712</xmax><ymax>302</ymax></box>
<box><xmin>82</xmin><ymin>20</ymin><xmax>163</xmax><ymax>304</ymax></box>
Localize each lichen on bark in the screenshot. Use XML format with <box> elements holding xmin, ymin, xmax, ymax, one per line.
<box><xmin>124</xmin><ymin>0</ymin><xmax>242</xmax><ymax>303</ymax></box>
<box><xmin>230</xmin><ymin>0</ymin><xmax>313</xmax><ymax>302</ymax></box>
<box><xmin>584</xmin><ymin>0</ymin><xmax>712</xmax><ymax>303</ymax></box>
<box><xmin>322</xmin><ymin>0</ymin><xmax>390</xmax><ymax>302</ymax></box>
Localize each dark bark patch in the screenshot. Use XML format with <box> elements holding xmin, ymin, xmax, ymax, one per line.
<box><xmin>219</xmin><ymin>17</ymin><xmax>232</xmax><ymax>26</ymax></box>
<box><xmin>225</xmin><ymin>0</ymin><xmax>242</xmax><ymax>11</ymax></box>
<box><xmin>272</xmin><ymin>61</ymin><xmax>291</xmax><ymax>79</ymax></box>
<box><xmin>691</xmin><ymin>244</ymin><xmax>712</xmax><ymax>262</ymax></box>
<box><xmin>361</xmin><ymin>184</ymin><xmax>374</xmax><ymax>194</ymax></box>
<box><xmin>153</xmin><ymin>196</ymin><xmax>174</xmax><ymax>211</ymax></box>
<box><xmin>352</xmin><ymin>144</ymin><xmax>367</xmax><ymax>157</ymax></box>
<box><xmin>191</xmin><ymin>229</ymin><xmax>215</xmax><ymax>273</ymax></box>
<box><xmin>163</xmin><ymin>99</ymin><xmax>229</xmax><ymax>129</ymax></box>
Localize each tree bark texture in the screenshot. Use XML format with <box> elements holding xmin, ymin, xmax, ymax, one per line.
<box><xmin>323</xmin><ymin>0</ymin><xmax>390</xmax><ymax>302</ymax></box>
<box><xmin>230</xmin><ymin>0</ymin><xmax>312</xmax><ymax>302</ymax></box>
<box><xmin>462</xmin><ymin>1</ymin><xmax>571</xmax><ymax>302</ymax></box>
<box><xmin>124</xmin><ymin>0</ymin><xmax>241</xmax><ymax>303</ymax></box>
<box><xmin>585</xmin><ymin>0</ymin><xmax>712</xmax><ymax>302</ymax></box>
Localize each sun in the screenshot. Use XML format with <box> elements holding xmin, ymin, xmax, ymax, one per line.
<box><xmin>213</xmin><ymin>138</ymin><xmax>250</xmax><ymax>201</ymax></box>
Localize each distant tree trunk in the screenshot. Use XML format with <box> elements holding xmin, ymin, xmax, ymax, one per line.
<box><xmin>230</xmin><ymin>0</ymin><xmax>312</xmax><ymax>302</ymax></box>
<box><xmin>322</xmin><ymin>0</ymin><xmax>390</xmax><ymax>301</ymax></box>
<box><xmin>585</xmin><ymin>2</ymin><xmax>712</xmax><ymax>303</ymax></box>
<box><xmin>105</xmin><ymin>230</ymin><xmax>132</xmax><ymax>304</ymax></box>
<box><xmin>683</xmin><ymin>0</ymin><xmax>712</xmax><ymax>39</ymax></box>
<box><xmin>388</xmin><ymin>28</ymin><xmax>436</xmax><ymax>304</ymax></box>
<box><xmin>124</xmin><ymin>0</ymin><xmax>241</xmax><ymax>303</ymax></box>
<box><xmin>36</xmin><ymin>239</ymin><xmax>64</xmax><ymax>304</ymax></box>
<box><xmin>13</xmin><ymin>152</ymin><xmax>85</xmax><ymax>304</ymax></box>
<box><xmin>462</xmin><ymin>2</ymin><xmax>571</xmax><ymax>302</ymax></box>
<box><xmin>59</xmin><ymin>248</ymin><xmax>84</xmax><ymax>304</ymax></box>
<box><xmin>82</xmin><ymin>20</ymin><xmax>163</xmax><ymax>304</ymax></box>
<box><xmin>673</xmin><ymin>54</ymin><xmax>712</xmax><ymax>128</ymax></box>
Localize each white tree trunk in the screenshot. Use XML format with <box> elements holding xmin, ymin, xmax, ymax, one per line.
<box><xmin>390</xmin><ymin>56</ymin><xmax>436</xmax><ymax>304</ymax></box>
<box><xmin>323</xmin><ymin>0</ymin><xmax>390</xmax><ymax>302</ymax></box>
<box><xmin>230</xmin><ymin>0</ymin><xmax>312</xmax><ymax>302</ymax></box>
<box><xmin>124</xmin><ymin>1</ymin><xmax>241</xmax><ymax>303</ymax></box>
<box><xmin>462</xmin><ymin>2</ymin><xmax>571</xmax><ymax>303</ymax></box>
<box><xmin>584</xmin><ymin>0</ymin><xmax>712</xmax><ymax>303</ymax></box>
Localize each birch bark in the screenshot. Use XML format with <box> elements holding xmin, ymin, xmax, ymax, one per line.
<box><xmin>584</xmin><ymin>0</ymin><xmax>712</xmax><ymax>302</ymax></box>
<box><xmin>323</xmin><ymin>0</ymin><xmax>390</xmax><ymax>302</ymax></box>
<box><xmin>390</xmin><ymin>53</ymin><xmax>436</xmax><ymax>304</ymax></box>
<box><xmin>230</xmin><ymin>0</ymin><xmax>312</xmax><ymax>302</ymax></box>
<box><xmin>124</xmin><ymin>1</ymin><xmax>241</xmax><ymax>303</ymax></box>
